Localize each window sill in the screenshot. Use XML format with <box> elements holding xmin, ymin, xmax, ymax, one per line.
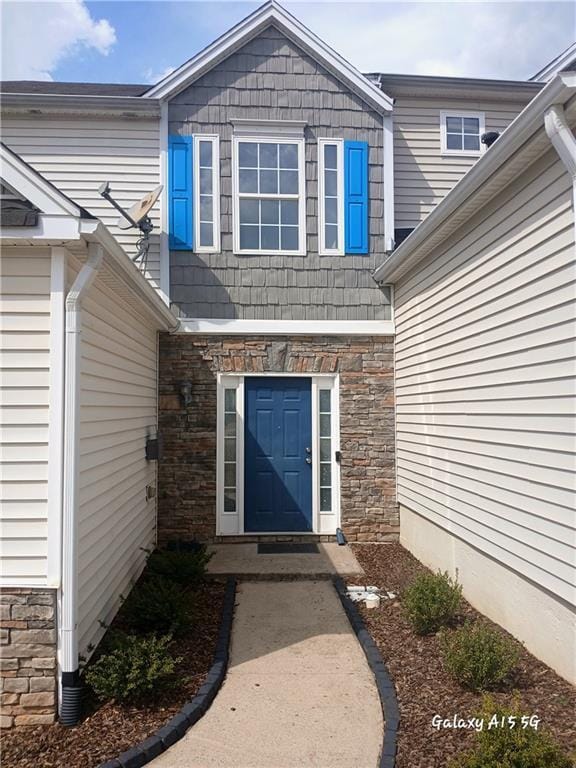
<box><xmin>233</xmin><ymin>249</ymin><xmax>307</xmax><ymax>257</ymax></box>
<box><xmin>440</xmin><ymin>150</ymin><xmax>484</xmax><ymax>158</ymax></box>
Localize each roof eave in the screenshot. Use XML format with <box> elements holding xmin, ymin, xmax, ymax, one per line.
<box><xmin>79</xmin><ymin>219</ymin><xmax>178</xmax><ymax>331</ymax></box>
<box><xmin>373</xmin><ymin>71</ymin><xmax>576</xmax><ymax>284</ymax></box>
<box><xmin>144</xmin><ymin>1</ymin><xmax>393</xmax><ymax>113</ymax></box>
<box><xmin>0</xmin><ymin>93</ymin><xmax>160</xmax><ymax>117</ymax></box>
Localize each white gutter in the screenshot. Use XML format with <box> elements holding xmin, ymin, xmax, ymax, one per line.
<box><xmin>60</xmin><ymin>242</ymin><xmax>103</xmax><ymax>724</ymax></box>
<box><xmin>373</xmin><ymin>71</ymin><xmax>576</xmax><ymax>283</ymax></box>
<box><xmin>545</xmin><ymin>104</ymin><xmax>576</xmax><ymax>239</ymax></box>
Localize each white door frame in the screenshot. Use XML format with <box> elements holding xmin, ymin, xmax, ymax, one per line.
<box><xmin>216</xmin><ymin>372</ymin><xmax>340</xmax><ymax>536</ymax></box>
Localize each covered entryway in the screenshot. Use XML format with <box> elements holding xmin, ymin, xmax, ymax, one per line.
<box><xmin>244</xmin><ymin>377</ymin><xmax>312</xmax><ymax>532</ymax></box>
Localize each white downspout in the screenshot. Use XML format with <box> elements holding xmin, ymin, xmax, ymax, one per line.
<box><xmin>544</xmin><ymin>104</ymin><xmax>576</xmax><ymax>241</ymax></box>
<box><xmin>60</xmin><ymin>242</ymin><xmax>103</xmax><ymax>726</ymax></box>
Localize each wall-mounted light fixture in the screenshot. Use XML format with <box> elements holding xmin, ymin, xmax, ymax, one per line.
<box><xmin>179</xmin><ymin>381</ymin><xmax>193</xmax><ymax>408</ymax></box>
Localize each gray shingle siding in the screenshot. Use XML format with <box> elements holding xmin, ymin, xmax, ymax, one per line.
<box><xmin>169</xmin><ymin>25</ymin><xmax>390</xmax><ymax>321</ymax></box>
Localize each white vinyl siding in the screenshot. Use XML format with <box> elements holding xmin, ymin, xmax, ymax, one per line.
<box><xmin>0</xmin><ymin>248</ymin><xmax>51</xmax><ymax>583</ymax></box>
<box><xmin>67</xmin><ymin>255</ymin><xmax>160</xmax><ymax>658</ymax></box>
<box><xmin>393</xmin><ymin>97</ymin><xmax>529</xmax><ymax>229</ymax></box>
<box><xmin>1</xmin><ymin>116</ymin><xmax>162</xmax><ymax>286</ymax></box>
<box><xmin>394</xmin><ymin>149</ymin><xmax>576</xmax><ymax>606</ymax></box>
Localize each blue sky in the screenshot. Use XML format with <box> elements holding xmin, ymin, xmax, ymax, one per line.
<box><xmin>2</xmin><ymin>1</ymin><xmax>575</xmax><ymax>84</ymax></box>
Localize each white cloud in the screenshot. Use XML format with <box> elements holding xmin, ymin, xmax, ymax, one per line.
<box><xmin>287</xmin><ymin>1</ymin><xmax>575</xmax><ymax>80</ymax></box>
<box><xmin>1</xmin><ymin>0</ymin><xmax>116</xmax><ymax>81</ymax></box>
<box><xmin>144</xmin><ymin>65</ymin><xmax>176</xmax><ymax>85</ymax></box>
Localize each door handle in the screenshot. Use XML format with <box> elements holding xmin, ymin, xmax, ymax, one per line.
<box><xmin>305</xmin><ymin>447</ymin><xmax>311</xmax><ymax>453</ymax></box>
<box><xmin>305</xmin><ymin>457</ymin><xmax>312</xmax><ymax>464</ymax></box>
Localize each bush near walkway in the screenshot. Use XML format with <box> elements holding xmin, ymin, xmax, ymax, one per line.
<box><xmin>2</xmin><ymin>547</ymin><xmax>224</xmax><ymax>768</ymax></box>
<box><xmin>441</xmin><ymin>622</ymin><xmax>520</xmax><ymax>692</ymax></box>
<box><xmin>350</xmin><ymin>543</ymin><xmax>576</xmax><ymax>768</ymax></box>
<box><xmin>402</xmin><ymin>569</ymin><xmax>462</xmax><ymax>634</ymax></box>
<box><xmin>449</xmin><ymin>697</ymin><xmax>573</xmax><ymax>768</ymax></box>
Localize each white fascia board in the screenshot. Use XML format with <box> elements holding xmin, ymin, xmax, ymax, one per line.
<box><xmin>531</xmin><ymin>42</ymin><xmax>576</xmax><ymax>82</ymax></box>
<box><xmin>1</xmin><ymin>144</ymin><xmax>82</xmax><ymax>218</ymax></box>
<box><xmin>144</xmin><ymin>1</ymin><xmax>392</xmax><ymax>113</ymax></box>
<box><xmin>0</xmin><ymin>215</ymin><xmax>82</xmax><ymax>241</ymax></box>
<box><xmin>79</xmin><ymin>219</ymin><xmax>179</xmax><ymax>331</ymax></box>
<box><xmin>373</xmin><ymin>71</ymin><xmax>576</xmax><ymax>284</ymax></box>
<box><xmin>178</xmin><ymin>318</ymin><xmax>395</xmax><ymax>335</ymax></box>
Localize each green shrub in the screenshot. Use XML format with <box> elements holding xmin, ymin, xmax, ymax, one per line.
<box><xmin>441</xmin><ymin>621</ymin><xmax>520</xmax><ymax>691</ymax></box>
<box><xmin>145</xmin><ymin>546</ymin><xmax>212</xmax><ymax>587</ymax></box>
<box><xmin>120</xmin><ymin>576</ymin><xmax>193</xmax><ymax>635</ymax></box>
<box><xmin>85</xmin><ymin>633</ymin><xmax>179</xmax><ymax>703</ymax></box>
<box><xmin>402</xmin><ymin>570</ymin><xmax>462</xmax><ymax>634</ymax></box>
<box><xmin>449</xmin><ymin>697</ymin><xmax>573</xmax><ymax>768</ymax></box>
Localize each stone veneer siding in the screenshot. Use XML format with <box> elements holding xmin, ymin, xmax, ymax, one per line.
<box><xmin>0</xmin><ymin>588</ymin><xmax>57</xmax><ymax>728</ymax></box>
<box><xmin>158</xmin><ymin>335</ymin><xmax>397</xmax><ymax>543</ymax></box>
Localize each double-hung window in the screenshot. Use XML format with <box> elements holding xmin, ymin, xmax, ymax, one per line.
<box><xmin>318</xmin><ymin>138</ymin><xmax>344</xmax><ymax>255</ymax></box>
<box><xmin>232</xmin><ymin>122</ymin><xmax>306</xmax><ymax>255</ymax></box>
<box><xmin>440</xmin><ymin>111</ymin><xmax>485</xmax><ymax>156</ymax></box>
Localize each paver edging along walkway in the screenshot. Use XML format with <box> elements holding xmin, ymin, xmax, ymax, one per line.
<box><xmin>332</xmin><ymin>576</ymin><xmax>400</xmax><ymax>768</ymax></box>
<box><xmin>97</xmin><ymin>577</ymin><xmax>237</xmax><ymax>768</ymax></box>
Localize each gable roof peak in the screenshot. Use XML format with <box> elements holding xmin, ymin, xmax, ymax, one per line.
<box><xmin>144</xmin><ymin>0</ymin><xmax>392</xmax><ymax>112</ymax></box>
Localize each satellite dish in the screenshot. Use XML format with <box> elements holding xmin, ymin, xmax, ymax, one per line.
<box><xmin>117</xmin><ymin>185</ymin><xmax>163</xmax><ymax>230</ymax></box>
<box><xmin>98</xmin><ymin>182</ymin><xmax>163</xmax><ymax>272</ymax></box>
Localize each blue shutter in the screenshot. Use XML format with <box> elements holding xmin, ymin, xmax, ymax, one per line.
<box><xmin>168</xmin><ymin>135</ymin><xmax>193</xmax><ymax>250</ymax></box>
<box><xmin>344</xmin><ymin>140</ymin><xmax>368</xmax><ymax>254</ymax></box>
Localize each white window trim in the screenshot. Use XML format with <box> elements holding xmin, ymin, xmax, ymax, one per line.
<box><xmin>193</xmin><ymin>134</ymin><xmax>220</xmax><ymax>253</ymax></box>
<box><xmin>232</xmin><ymin>134</ymin><xmax>306</xmax><ymax>256</ymax></box>
<box><xmin>318</xmin><ymin>138</ymin><xmax>344</xmax><ymax>256</ymax></box>
<box><xmin>440</xmin><ymin>110</ymin><xmax>486</xmax><ymax>157</ymax></box>
<box><xmin>216</xmin><ymin>373</ymin><xmax>341</xmax><ymax>536</ymax></box>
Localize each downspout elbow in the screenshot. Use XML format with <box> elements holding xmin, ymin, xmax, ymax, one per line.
<box><xmin>545</xmin><ymin>104</ymin><xmax>576</xmax><ymax>180</ymax></box>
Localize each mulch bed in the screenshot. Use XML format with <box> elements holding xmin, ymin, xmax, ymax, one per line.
<box><xmin>351</xmin><ymin>543</ymin><xmax>576</xmax><ymax>768</ymax></box>
<box><xmin>2</xmin><ymin>579</ymin><xmax>226</xmax><ymax>768</ymax></box>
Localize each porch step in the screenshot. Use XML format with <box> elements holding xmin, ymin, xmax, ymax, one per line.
<box><xmin>206</xmin><ymin>542</ymin><xmax>364</xmax><ymax>580</ymax></box>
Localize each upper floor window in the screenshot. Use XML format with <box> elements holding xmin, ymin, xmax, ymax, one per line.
<box><xmin>194</xmin><ymin>135</ymin><xmax>220</xmax><ymax>252</ymax></box>
<box><xmin>440</xmin><ymin>111</ymin><xmax>485</xmax><ymax>156</ymax></box>
<box><xmin>232</xmin><ymin>131</ymin><xmax>306</xmax><ymax>255</ymax></box>
<box><xmin>318</xmin><ymin>138</ymin><xmax>344</xmax><ymax>255</ymax></box>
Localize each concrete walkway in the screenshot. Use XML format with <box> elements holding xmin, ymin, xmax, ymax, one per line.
<box><xmin>152</xmin><ymin>581</ymin><xmax>383</xmax><ymax>768</ymax></box>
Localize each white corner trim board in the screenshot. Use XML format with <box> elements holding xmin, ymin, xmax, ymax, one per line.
<box><xmin>159</xmin><ymin>101</ymin><xmax>170</xmax><ymax>304</ymax></box>
<box><xmin>382</xmin><ymin>113</ymin><xmax>395</xmax><ymax>252</ymax></box>
<box><xmin>178</xmin><ymin>319</ymin><xmax>395</xmax><ymax>335</ymax></box>
<box><xmin>46</xmin><ymin>248</ymin><xmax>66</xmax><ymax>587</ymax></box>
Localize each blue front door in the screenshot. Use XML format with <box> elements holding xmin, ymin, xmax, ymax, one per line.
<box><xmin>244</xmin><ymin>377</ymin><xmax>312</xmax><ymax>532</ymax></box>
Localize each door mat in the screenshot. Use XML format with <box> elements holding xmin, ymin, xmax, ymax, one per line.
<box><xmin>257</xmin><ymin>543</ymin><xmax>319</xmax><ymax>555</ymax></box>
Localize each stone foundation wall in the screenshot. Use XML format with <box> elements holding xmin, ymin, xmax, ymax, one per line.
<box><xmin>159</xmin><ymin>335</ymin><xmax>398</xmax><ymax>543</ymax></box>
<box><xmin>0</xmin><ymin>589</ymin><xmax>57</xmax><ymax>728</ymax></box>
